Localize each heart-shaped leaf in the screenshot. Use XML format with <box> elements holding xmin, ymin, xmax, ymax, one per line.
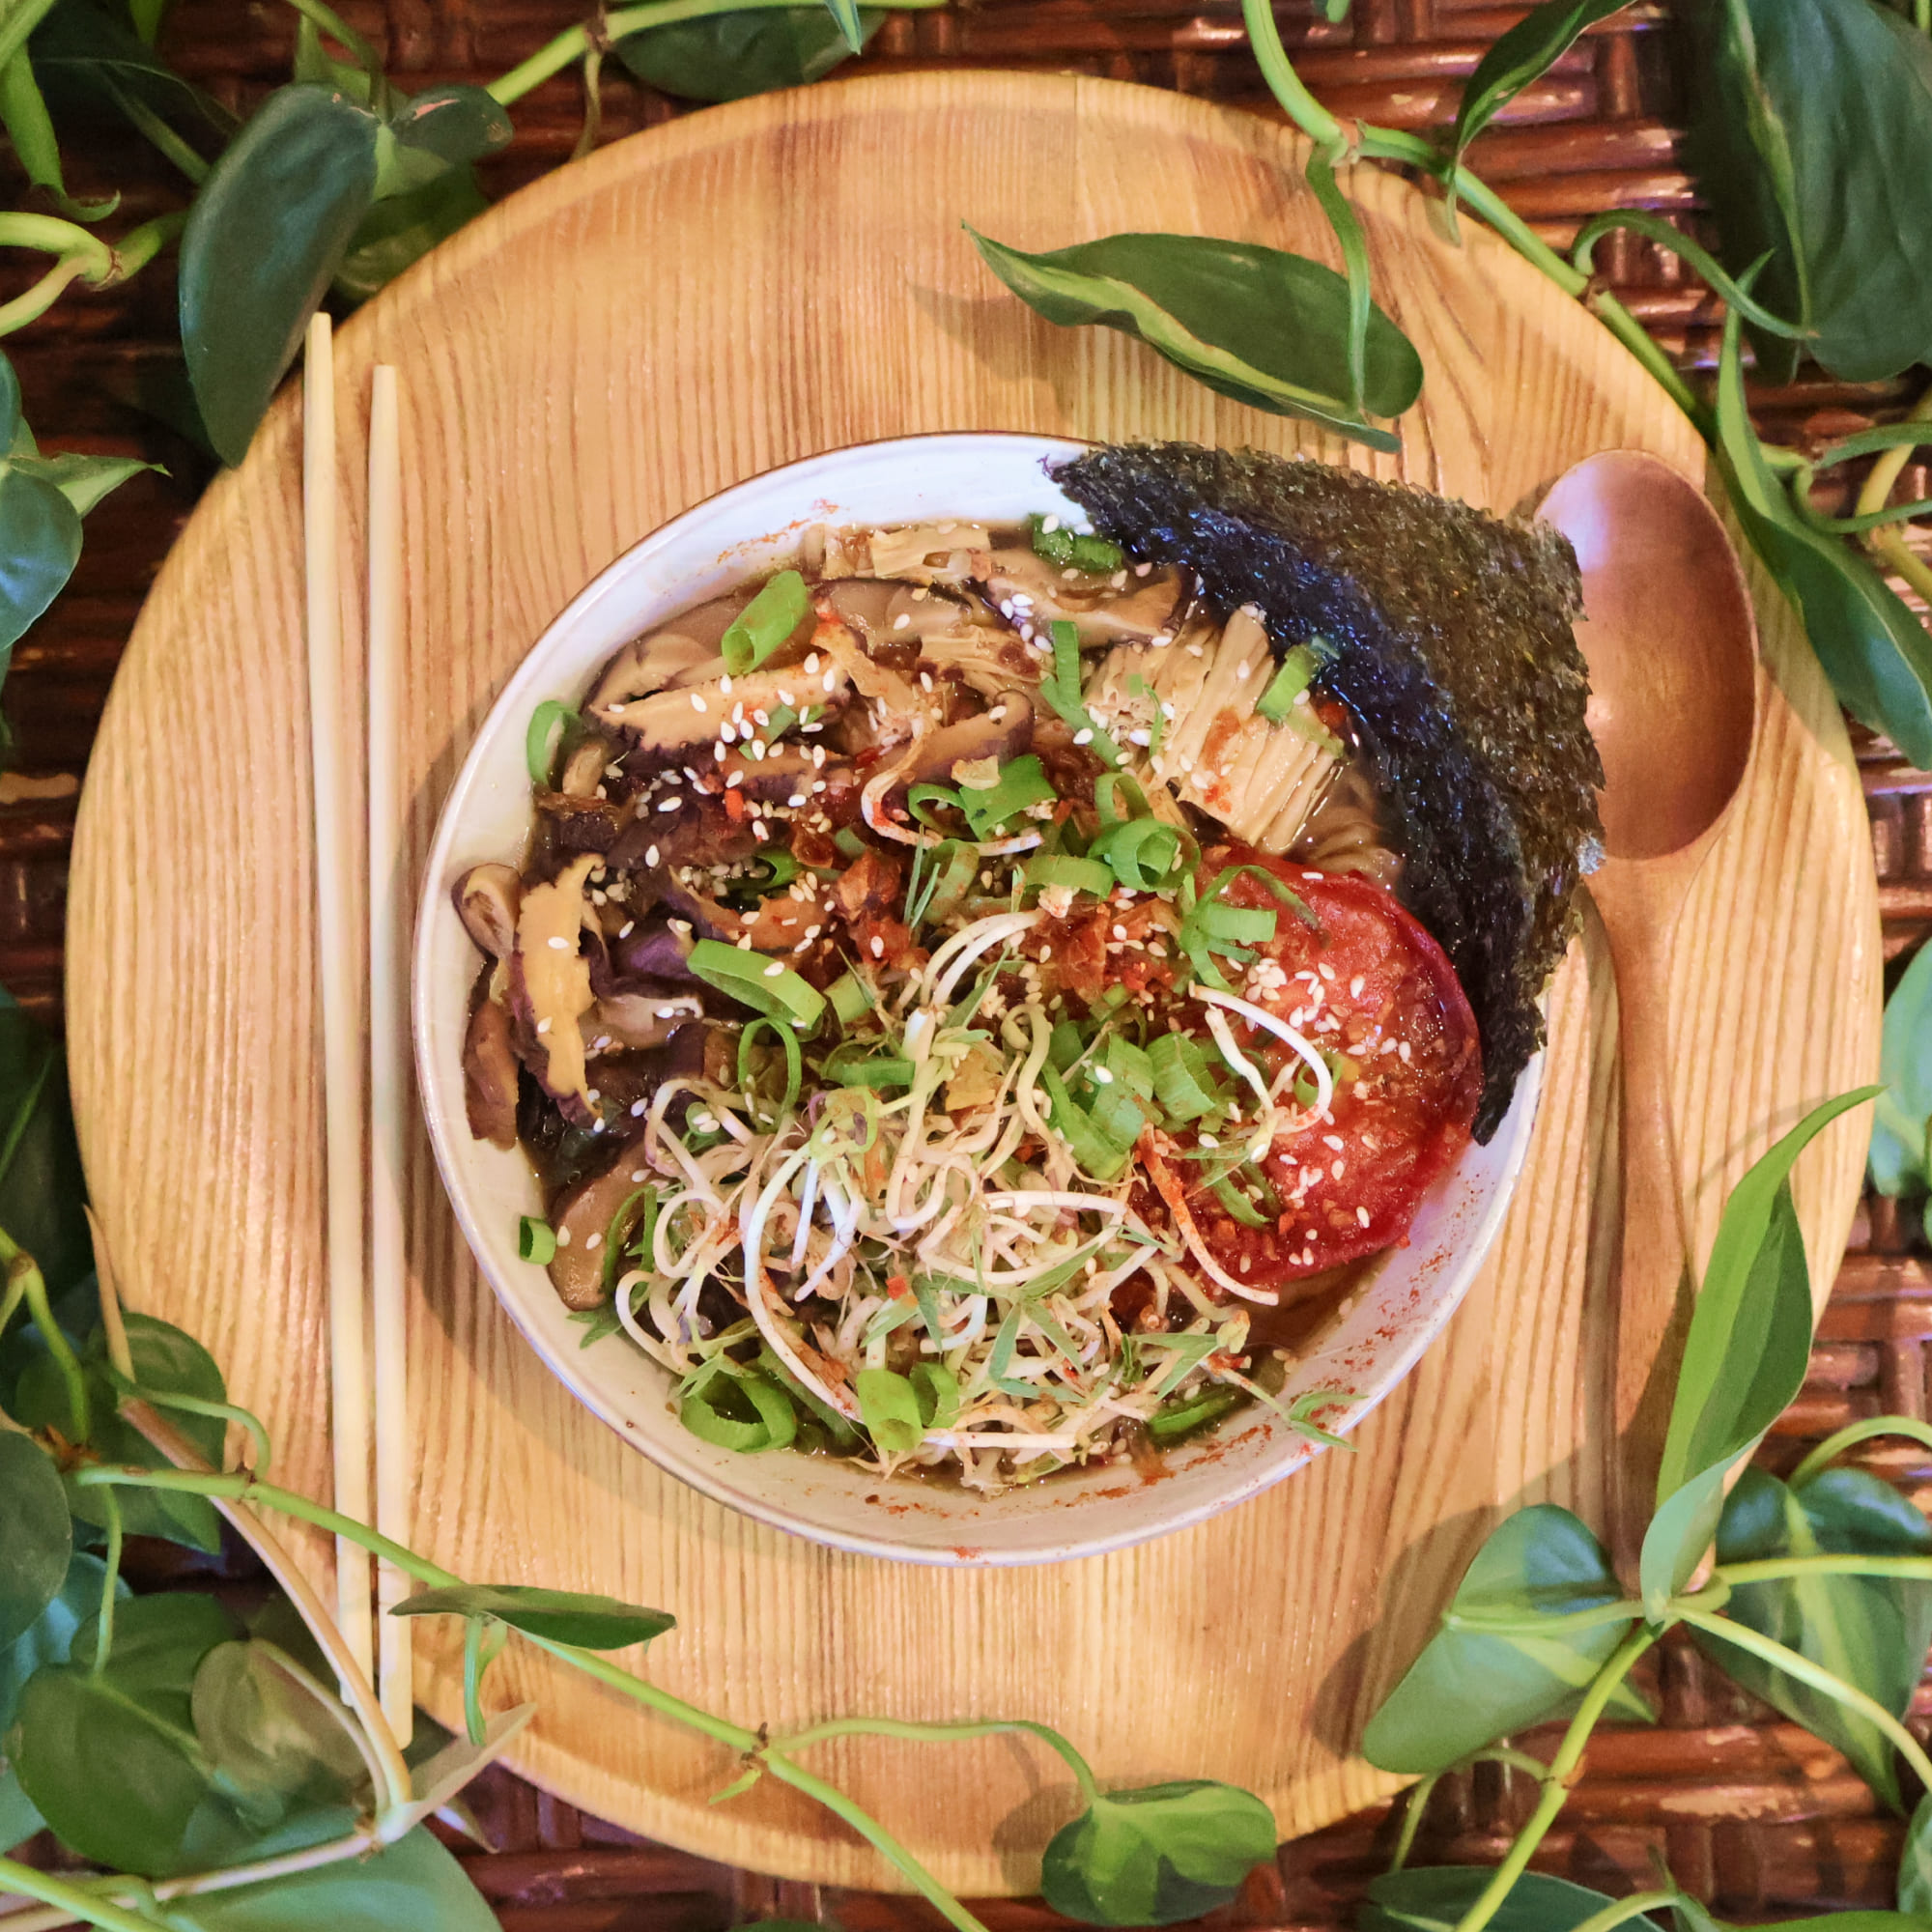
<box><xmin>1039</xmin><ymin>1778</ymin><xmax>1276</xmax><ymax>1926</ymax></box>
<box><xmin>390</xmin><ymin>1583</ymin><xmax>674</xmax><ymax>1650</ymax></box>
<box><xmin>1449</xmin><ymin>0</ymin><xmax>1631</xmax><ymax>175</ymax></box>
<box><xmin>11</xmin><ymin>1592</ymin><xmax>235</xmax><ymax>1876</ymax></box>
<box><xmin>0</xmin><ymin>1433</ymin><xmax>70</xmax><ymax>1648</ymax></box>
<box><xmin>0</xmin><ymin>1549</ymin><xmax>122</xmax><ymax>1733</ymax></box>
<box><xmin>14</xmin><ymin>1311</ymin><xmax>230</xmax><ymax>1549</ymax></box>
<box><xmin>1686</xmin><ymin>0</ymin><xmax>1932</xmax><ymax>384</ymax></box>
<box><xmin>179</xmin><ymin>82</ymin><xmax>381</xmax><ymax>464</ymax></box>
<box><xmin>1692</xmin><ymin>1463</ymin><xmax>1932</xmax><ymax>1808</ymax></box>
<box><xmin>1642</xmin><ymin>1089</ymin><xmax>1877</xmax><ymax>1613</ymax></box>
<box><xmin>1871</xmin><ymin>942</ymin><xmax>1932</xmax><ymax>1196</ymax></box>
<box><xmin>0</xmin><ymin>459</ymin><xmax>80</xmax><ymax>656</ymax></box>
<box><xmin>13</xmin><ymin>451</ymin><xmax>155</xmax><ymax>518</ymax></box>
<box><xmin>1363</xmin><ymin>1867</ymin><xmax>1666</xmax><ymax>1932</ymax></box>
<box><xmin>614</xmin><ymin>8</ymin><xmax>881</xmax><ymax>102</ymax></box>
<box><xmin>1362</xmin><ymin>1505</ymin><xmax>1638</xmax><ymax>1775</ymax></box>
<box><xmin>386</xmin><ymin>84</ymin><xmax>510</xmax><ymax>166</ymax></box>
<box><xmin>968</xmin><ymin>227</ymin><xmax>1422</xmax><ymax>452</ymax></box>
<box><xmin>191</xmin><ymin>1639</ymin><xmax>369</xmax><ymax>1824</ymax></box>
<box><xmin>159</xmin><ymin>1822</ymin><xmax>498</xmax><ymax>1932</ymax></box>
<box><xmin>1714</xmin><ymin>303</ymin><xmax>1932</xmax><ymax>769</ymax></box>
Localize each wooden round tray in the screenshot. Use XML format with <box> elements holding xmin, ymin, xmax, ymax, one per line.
<box><xmin>68</xmin><ymin>72</ymin><xmax>1880</xmax><ymax>1895</ymax></box>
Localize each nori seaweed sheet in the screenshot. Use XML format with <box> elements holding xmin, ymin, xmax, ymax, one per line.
<box><xmin>1052</xmin><ymin>442</ymin><xmax>1601</xmax><ymax>1143</ymax></box>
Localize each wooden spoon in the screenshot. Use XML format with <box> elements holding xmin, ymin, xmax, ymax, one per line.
<box><xmin>1539</xmin><ymin>451</ymin><xmax>1759</xmax><ymax>1567</ymax></box>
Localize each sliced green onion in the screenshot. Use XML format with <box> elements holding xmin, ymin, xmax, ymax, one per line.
<box><xmin>1149</xmin><ymin>1034</ymin><xmax>1227</xmax><ymax>1122</ymax></box>
<box><xmin>1048</xmin><ymin>1019</ymin><xmax>1086</xmax><ymax>1072</ymax></box>
<box><xmin>688</xmin><ymin>938</ymin><xmax>826</xmax><ymax>1032</ymax></box>
<box><xmin>1028</xmin><ymin>515</ymin><xmax>1123</xmax><ymax>575</ymax></box>
<box><xmin>826</xmin><ymin>970</ymin><xmax>872</xmax><ymax>1026</ymax></box>
<box><xmin>1038</xmin><ymin>620</ymin><xmax>1122</xmax><ymax>769</ymax></box>
<box><xmin>720</xmin><ymin>570</ymin><xmax>810</xmax><ymax>675</ymax></box>
<box><xmin>1191</xmin><ymin>900</ymin><xmax>1278</xmax><ymax>947</ymax></box>
<box><xmin>1127</xmin><ymin>672</ymin><xmax>1167</xmax><ymax>758</ymax></box>
<box><xmin>518</xmin><ymin>1215</ymin><xmax>557</xmax><ymax>1264</ymax></box>
<box><xmin>1148</xmin><ymin>1385</ymin><xmax>1243</xmax><ymax>1440</ymax></box>
<box><xmin>760</xmin><ymin>704</ymin><xmax>799</xmax><ymax>740</ymax></box>
<box><xmin>987</xmin><ymin>1300</ymin><xmax>1031</xmax><ymax>1399</ymax></box>
<box><xmin>1084</xmin><ymin>1076</ymin><xmax>1149</xmax><ymax>1151</ymax></box>
<box><xmin>738</xmin><ymin>1016</ymin><xmax>804</xmax><ymax>1118</ymax></box>
<box><xmin>1256</xmin><ymin>644</ymin><xmax>1319</xmax><ymax>725</ymax></box>
<box><xmin>1209</xmin><ymin>1173</ymin><xmax>1270</xmax><ymax>1229</ymax></box>
<box><xmin>1039</xmin><ymin>1065</ymin><xmax>1135</xmax><ymax>1180</ymax></box>
<box><xmin>1103</xmin><ymin>1036</ymin><xmax>1155</xmax><ymax>1100</ymax></box>
<box><xmin>855</xmin><ymin>1366</ymin><xmax>924</xmax><ymax>1454</ymax></box>
<box><xmin>525</xmin><ymin>700</ymin><xmax>584</xmax><ymax>784</ymax></box>
<box><xmin>827</xmin><ymin>1052</ymin><xmax>915</xmax><ymax>1089</ymax></box>
<box><xmin>1199</xmin><ymin>863</ymin><xmax>1320</xmax><ymax>932</ymax></box>
<box><xmin>601</xmin><ymin>1184</ymin><xmax>658</xmax><ymax>1296</ymax></box>
<box><xmin>1025</xmin><ymin>853</ymin><xmax>1114</xmax><ymax>898</ymax></box>
<box><xmin>907</xmin><ymin>781</ymin><xmax>964</xmax><ymax>834</ymax></box>
<box><xmin>758</xmin><ymin>1344</ymin><xmax>861</xmax><ymax>1446</ymax></box>
<box><xmin>833</xmin><ymin>827</ymin><xmax>867</xmax><ymax>860</ymax></box>
<box><xmin>911</xmin><ymin>839</ymin><xmax>978</xmax><ymax>927</ymax></box>
<box><xmin>910</xmin><ymin>1361</ymin><xmax>961</xmax><ymax>1429</ymax></box>
<box><xmin>679</xmin><ymin>1368</ymin><xmax>798</xmax><ymax>1453</ymax></box>
<box><xmin>959</xmin><ymin>753</ymin><xmax>1057</xmax><ymax>838</ymax></box>
<box><xmin>1088</xmin><ymin>814</ymin><xmax>1180</xmax><ymax>891</ymax></box>
<box><xmin>1094</xmin><ymin>771</ymin><xmax>1154</xmax><ymax>824</ymax></box>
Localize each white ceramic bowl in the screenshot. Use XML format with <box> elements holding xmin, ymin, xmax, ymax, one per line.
<box><xmin>414</xmin><ymin>433</ymin><xmax>1541</xmax><ymax>1566</ymax></box>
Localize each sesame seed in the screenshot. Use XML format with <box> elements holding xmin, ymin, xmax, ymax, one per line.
<box><xmin>1112</xmin><ymin>923</ymin><xmax>1128</xmax><ymax>940</ymax></box>
<box><xmin>536</xmin><ymin>1017</ymin><xmax>552</xmax><ymax>1035</ymax></box>
<box><xmin>737</xmin><ymin>935</ymin><xmax>753</xmax><ymax>950</ymax></box>
<box><xmin>720</xmin><ymin>674</ymin><xmax>734</xmax><ymax>694</ymax></box>
<box><xmin>1093</xmin><ymin>1065</ymin><xmax>1114</xmax><ymax>1084</ymax></box>
<box><xmin>619</xmin><ymin>921</ymin><xmax>635</xmax><ymax>937</ymax></box>
<box><xmin>645</xmin><ymin>844</ymin><xmax>661</xmax><ymax>867</ymax></box>
<box><xmin>869</xmin><ymin>935</ymin><xmax>885</xmax><ymax>958</ymax></box>
<box><xmin>1330</xmin><ymin>1159</ymin><xmax>1346</xmax><ymax>1179</ymax></box>
<box><xmin>824</xmin><ymin>670</ymin><xmax>838</xmax><ymax>693</ymax></box>
<box><xmin>546</xmin><ymin>935</ymin><xmax>569</xmax><ymax>952</ymax></box>
<box><xmin>1356</xmin><ymin>1207</ymin><xmax>1371</xmax><ymax>1228</ymax></box>
<box><xmin>690</xmin><ymin>692</ymin><xmax>707</xmax><ymax>713</ymax></box>
<box><xmin>1041</xmin><ymin>514</ymin><xmax>1061</xmax><ymax>533</ymax></box>
<box><xmin>763</xmin><ymin>960</ymin><xmax>784</xmax><ymax>978</ymax></box>
<box><xmin>740</xmin><ymin>908</ymin><xmax>758</xmax><ymax>924</ymax></box>
<box><xmin>1072</xmin><ymin>728</ymin><xmax>1093</xmax><ymax>746</ymax></box>
<box><xmin>658</xmin><ymin>797</ymin><xmax>681</xmax><ymax>812</ymax></box>
<box><xmin>1399</xmin><ymin>1040</ymin><xmax>1411</xmax><ymax>1063</ymax></box>
<box><xmin>555</xmin><ymin>1225</ymin><xmax>572</xmax><ymax>1246</ymax></box>
<box><xmin>894</xmin><ymin>613</ymin><xmax>912</xmax><ymax>631</ymax></box>
<box><xmin>585</xmin><ymin>1231</ymin><xmax>603</xmax><ymax>1251</ymax></box>
<box><xmin>1350</xmin><ymin>975</ymin><xmax>1365</xmax><ymax>997</ymax></box>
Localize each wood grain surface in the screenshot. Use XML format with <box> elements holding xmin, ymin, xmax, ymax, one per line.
<box><xmin>65</xmin><ymin>71</ymin><xmax>1880</xmax><ymax>1894</ymax></box>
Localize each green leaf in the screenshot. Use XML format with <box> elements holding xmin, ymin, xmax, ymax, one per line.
<box><xmin>0</xmin><ymin>0</ymin><xmax>60</xmax><ymax>77</ymax></box>
<box><xmin>1903</xmin><ymin>1792</ymin><xmax>1932</xmax><ymax>1916</ymax></box>
<box><xmin>1363</xmin><ymin>1868</ymin><xmax>1665</xmax><ymax>1932</ymax></box>
<box><xmin>0</xmin><ymin>1433</ymin><xmax>70</xmax><ymax>1648</ymax></box>
<box><xmin>0</xmin><ymin>1549</ymin><xmax>122</xmax><ymax>1733</ymax></box>
<box><xmin>967</xmin><ymin>228</ymin><xmax>1421</xmax><ymax>453</ymax></box>
<box><xmin>1039</xmin><ymin>1779</ymin><xmax>1277</xmax><ymax>1926</ymax></box>
<box><xmin>1686</xmin><ymin>0</ymin><xmax>1932</xmax><ymax>383</ymax></box>
<box><xmin>1450</xmin><ymin>1</ymin><xmax>1631</xmax><ymax>175</ymax></box>
<box><xmin>30</xmin><ymin>0</ymin><xmax>236</xmax><ymax>162</ymax></box>
<box><xmin>0</xmin><ymin>1762</ymin><xmax>42</xmax><ymax>1850</ymax></box>
<box><xmin>1871</xmin><ymin>942</ymin><xmax>1932</xmax><ymax>1195</ymax></box>
<box><xmin>12</xmin><ymin>450</ymin><xmax>155</xmax><ymax>517</ymax></box>
<box><xmin>191</xmin><ymin>1639</ymin><xmax>368</xmax><ymax>1824</ymax></box>
<box><xmin>333</xmin><ymin>164</ymin><xmax>486</xmax><ymax>300</ymax></box>
<box><xmin>1640</xmin><ymin>1179</ymin><xmax>1812</xmax><ymax>1611</ymax></box>
<box><xmin>391</xmin><ymin>1583</ymin><xmax>675</xmax><ymax>1650</ymax></box>
<box><xmin>14</xmin><ymin>1312</ymin><xmax>229</xmax><ymax>1549</ymax></box>
<box><xmin>613</xmin><ymin>7</ymin><xmax>881</xmax><ymax>101</ymax></box>
<box><xmin>1714</xmin><ymin>302</ymin><xmax>1932</xmax><ymax>768</ymax></box>
<box><xmin>0</xmin><ymin>459</ymin><xmax>80</xmax><ymax>656</ymax></box>
<box><xmin>167</xmin><ymin>1824</ymin><xmax>498</xmax><ymax>1932</ymax></box>
<box><xmin>386</xmin><ymin>83</ymin><xmax>510</xmax><ymax>167</ymax></box>
<box><xmin>1692</xmin><ymin>1463</ymin><xmax>1932</xmax><ymax>1808</ymax></box>
<box><xmin>179</xmin><ymin>82</ymin><xmax>381</xmax><ymax>465</ymax></box>
<box><xmin>11</xmin><ymin>1592</ymin><xmax>236</xmax><ymax>1877</ymax></box>
<box><xmin>0</xmin><ymin>48</ymin><xmax>115</xmax><ymax>216</ymax></box>
<box><xmin>1654</xmin><ymin>1090</ymin><xmax>1876</xmax><ymax>1501</ymax></box>
<box><xmin>1361</xmin><ymin>1505</ymin><xmax>1637</xmax><ymax>1775</ymax></box>
<box><xmin>0</xmin><ymin>989</ymin><xmax>90</xmax><ymax>1312</ymax></box>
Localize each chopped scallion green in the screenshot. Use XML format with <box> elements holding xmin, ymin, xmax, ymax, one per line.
<box><xmin>525</xmin><ymin>699</ymin><xmax>584</xmax><ymax>785</ymax></box>
<box><xmin>518</xmin><ymin>1215</ymin><xmax>557</xmax><ymax>1264</ymax></box>
<box><xmin>1025</xmin><ymin>852</ymin><xmax>1114</xmax><ymax>898</ymax></box>
<box><xmin>720</xmin><ymin>570</ymin><xmax>810</xmax><ymax>675</ymax></box>
<box><xmin>687</xmin><ymin>939</ymin><xmax>826</xmax><ymax>1032</ymax></box>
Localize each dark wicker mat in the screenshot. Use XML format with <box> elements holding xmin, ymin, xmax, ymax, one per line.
<box><xmin>7</xmin><ymin>2</ymin><xmax>1932</xmax><ymax>1925</ymax></box>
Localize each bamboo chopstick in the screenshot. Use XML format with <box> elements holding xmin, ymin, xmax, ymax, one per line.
<box><xmin>366</xmin><ymin>365</ymin><xmax>414</xmax><ymax>1740</ymax></box>
<box><xmin>302</xmin><ymin>311</ymin><xmax>375</xmax><ymax>1686</ymax></box>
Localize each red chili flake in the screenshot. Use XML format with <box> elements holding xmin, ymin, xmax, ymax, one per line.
<box><xmin>887</xmin><ymin>1273</ymin><xmax>913</xmax><ymax>1301</ymax></box>
<box><xmin>723</xmin><ymin>789</ymin><xmax>747</xmax><ymax>822</ymax></box>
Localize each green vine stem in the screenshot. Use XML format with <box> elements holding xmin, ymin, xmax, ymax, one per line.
<box><xmin>1674</xmin><ymin>1606</ymin><xmax>1932</xmax><ymax>1793</ymax></box>
<box><xmin>69</xmin><ymin>1463</ymin><xmax>999</xmax><ymax>1932</ymax></box>
<box><xmin>767</xmin><ymin>1714</ymin><xmax>1103</xmax><ymax>1805</ymax></box>
<box><xmin>93</xmin><ymin>1484</ymin><xmax>123</xmax><ymax>1675</ymax></box>
<box><xmin>1447</xmin><ymin>1626</ymin><xmax>1658</xmax><ymax>1932</ymax></box>
<box><xmin>0</xmin><ymin>1226</ymin><xmax>87</xmax><ymax>1440</ymax></box>
<box><xmin>1719</xmin><ymin>1552</ymin><xmax>1932</xmax><ymax>1587</ymax></box>
<box><xmin>0</xmin><ymin>1831</ymin><xmax>383</xmax><ymax>1932</ymax></box>
<box><xmin>0</xmin><ymin>1858</ymin><xmax>187</xmax><ymax>1932</ymax></box>
<box><xmin>487</xmin><ymin>0</ymin><xmax>948</xmax><ymax>105</ymax></box>
<box><xmin>1567</xmin><ymin>1890</ymin><xmax>1679</xmax><ymax>1932</ymax></box>
<box><xmin>1858</xmin><ymin>384</ymin><xmax>1932</xmax><ymax>608</ymax></box>
<box><xmin>1789</xmin><ymin>1413</ymin><xmax>1932</xmax><ymax>1488</ymax></box>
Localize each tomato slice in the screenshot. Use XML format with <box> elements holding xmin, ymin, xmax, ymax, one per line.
<box><xmin>1178</xmin><ymin>850</ymin><xmax>1482</xmax><ymax>1293</ymax></box>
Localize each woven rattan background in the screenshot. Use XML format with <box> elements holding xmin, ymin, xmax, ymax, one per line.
<box><xmin>9</xmin><ymin>2</ymin><xmax>1932</xmax><ymax>1925</ymax></box>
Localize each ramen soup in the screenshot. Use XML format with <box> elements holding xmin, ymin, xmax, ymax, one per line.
<box><xmin>452</xmin><ymin>448</ymin><xmax>1598</xmax><ymax>1492</ymax></box>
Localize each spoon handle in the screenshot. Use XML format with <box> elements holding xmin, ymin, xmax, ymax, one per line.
<box><xmin>1601</xmin><ymin>899</ymin><xmax>1694</xmax><ymax>1571</ymax></box>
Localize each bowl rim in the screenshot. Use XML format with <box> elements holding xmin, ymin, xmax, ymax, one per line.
<box><xmin>412</xmin><ymin>429</ymin><xmax>1543</xmax><ymax>1565</ymax></box>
